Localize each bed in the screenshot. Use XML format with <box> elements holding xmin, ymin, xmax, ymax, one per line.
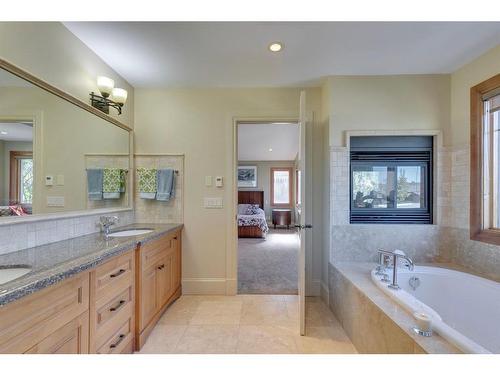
<box><xmin>237</xmin><ymin>191</ymin><xmax>269</xmax><ymax>238</ymax></box>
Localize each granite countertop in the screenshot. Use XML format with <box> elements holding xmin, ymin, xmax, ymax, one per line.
<box><xmin>0</xmin><ymin>223</ymin><xmax>183</xmax><ymax>306</ymax></box>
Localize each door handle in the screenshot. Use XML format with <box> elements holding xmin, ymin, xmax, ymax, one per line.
<box><xmin>294</xmin><ymin>224</ymin><xmax>313</xmax><ymax>229</ymax></box>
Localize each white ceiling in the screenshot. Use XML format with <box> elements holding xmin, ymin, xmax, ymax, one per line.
<box><xmin>238</xmin><ymin>123</ymin><xmax>299</xmax><ymax>161</ymax></box>
<box><xmin>64</xmin><ymin>22</ymin><xmax>500</xmax><ymax>88</ymax></box>
<box><xmin>0</xmin><ymin>123</ymin><xmax>33</xmax><ymax>142</ymax></box>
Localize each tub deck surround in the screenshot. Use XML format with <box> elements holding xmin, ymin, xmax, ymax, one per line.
<box><xmin>0</xmin><ymin>223</ymin><xmax>183</xmax><ymax>306</ymax></box>
<box><xmin>370</xmin><ymin>265</ymin><xmax>499</xmax><ymax>353</ymax></box>
<box><xmin>328</xmin><ymin>262</ymin><xmax>461</xmax><ymax>354</ymax></box>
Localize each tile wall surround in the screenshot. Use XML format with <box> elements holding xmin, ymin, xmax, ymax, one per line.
<box><xmin>85</xmin><ymin>154</ymin><xmax>130</xmax><ymax>210</ymax></box>
<box><xmin>134</xmin><ymin>154</ymin><xmax>184</xmax><ymax>224</ymax></box>
<box><xmin>0</xmin><ymin>154</ymin><xmax>185</xmax><ymax>257</ymax></box>
<box><xmin>329</xmin><ymin>142</ymin><xmax>500</xmax><ymax>279</ymax></box>
<box><xmin>0</xmin><ymin>209</ymin><xmax>134</xmax><ymax>256</ymax></box>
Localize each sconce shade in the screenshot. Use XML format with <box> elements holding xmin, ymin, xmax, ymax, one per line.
<box><xmin>97</xmin><ymin>76</ymin><xmax>114</xmax><ymax>98</ymax></box>
<box><xmin>112</xmin><ymin>88</ymin><xmax>128</xmax><ymax>105</ymax></box>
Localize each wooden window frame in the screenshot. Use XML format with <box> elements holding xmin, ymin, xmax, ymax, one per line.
<box><xmin>270</xmin><ymin>167</ymin><xmax>293</xmax><ymax>207</ymax></box>
<box><xmin>470</xmin><ymin>74</ymin><xmax>500</xmax><ymax>245</ymax></box>
<box><xmin>9</xmin><ymin>151</ymin><xmax>33</xmax><ymax>204</ymax></box>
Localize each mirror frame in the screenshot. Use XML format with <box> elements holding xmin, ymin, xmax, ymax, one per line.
<box><xmin>0</xmin><ymin>57</ymin><xmax>134</xmax><ymax>224</ymax></box>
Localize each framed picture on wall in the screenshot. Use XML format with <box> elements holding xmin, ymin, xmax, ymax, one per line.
<box><xmin>238</xmin><ymin>166</ymin><xmax>257</xmax><ymax>188</ymax></box>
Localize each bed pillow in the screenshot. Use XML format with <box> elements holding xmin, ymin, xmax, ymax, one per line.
<box><xmin>0</xmin><ymin>206</ymin><xmax>12</xmax><ymax>216</ymax></box>
<box><xmin>245</xmin><ymin>204</ymin><xmax>261</xmax><ymax>215</ymax></box>
<box><xmin>238</xmin><ymin>204</ymin><xmax>251</xmax><ymax>214</ymax></box>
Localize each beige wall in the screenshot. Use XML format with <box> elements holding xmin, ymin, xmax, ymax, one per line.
<box><xmin>238</xmin><ymin>160</ymin><xmax>296</xmax><ymax>222</ymax></box>
<box><xmin>326</xmin><ymin>75</ymin><xmax>452</xmax><ymax>269</ymax></box>
<box><xmin>134</xmin><ymin>87</ymin><xmax>325</xmax><ymax>294</ymax></box>
<box><xmin>0</xmin><ymin>86</ymin><xmax>129</xmax><ymax>214</ymax></box>
<box><xmin>451</xmin><ymin>45</ymin><xmax>500</xmax><ymax>147</ymax></box>
<box><xmin>328</xmin><ymin>75</ymin><xmax>451</xmax><ymax>147</ymax></box>
<box><xmin>0</xmin><ymin>22</ymin><xmax>134</xmax><ymax>128</ymax></box>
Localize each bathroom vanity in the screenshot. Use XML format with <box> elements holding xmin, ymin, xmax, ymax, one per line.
<box><xmin>0</xmin><ymin>224</ymin><xmax>183</xmax><ymax>354</ymax></box>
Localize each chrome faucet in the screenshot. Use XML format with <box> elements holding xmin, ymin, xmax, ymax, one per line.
<box><xmin>100</xmin><ymin>216</ymin><xmax>119</xmax><ymax>237</ymax></box>
<box><xmin>375</xmin><ymin>249</ymin><xmax>391</xmax><ymax>276</ymax></box>
<box><xmin>377</xmin><ymin>249</ymin><xmax>414</xmax><ymax>290</ymax></box>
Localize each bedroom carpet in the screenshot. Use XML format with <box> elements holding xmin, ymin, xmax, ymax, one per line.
<box><xmin>238</xmin><ymin>228</ymin><xmax>299</xmax><ymax>295</ymax></box>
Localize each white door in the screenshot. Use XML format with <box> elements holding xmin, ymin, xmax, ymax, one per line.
<box><xmin>297</xmin><ymin>90</ymin><xmax>311</xmax><ymax>336</ymax></box>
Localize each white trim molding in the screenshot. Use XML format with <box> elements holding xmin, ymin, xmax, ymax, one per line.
<box><xmin>182</xmin><ymin>278</ymin><xmax>229</xmax><ymax>295</ymax></box>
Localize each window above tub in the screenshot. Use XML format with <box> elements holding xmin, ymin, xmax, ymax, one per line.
<box><xmin>349</xmin><ymin>136</ymin><xmax>433</xmax><ymax>224</ymax></box>
<box><xmin>470</xmin><ymin>74</ymin><xmax>500</xmax><ymax>245</ymax></box>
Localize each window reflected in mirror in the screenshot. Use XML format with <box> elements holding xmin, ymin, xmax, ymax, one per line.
<box><xmin>0</xmin><ymin>121</ymin><xmax>33</xmax><ymax>216</ymax></box>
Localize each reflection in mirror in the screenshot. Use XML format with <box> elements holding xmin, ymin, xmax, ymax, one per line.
<box><xmin>0</xmin><ymin>68</ymin><xmax>130</xmax><ymax>219</ymax></box>
<box><xmin>0</xmin><ymin>121</ymin><xmax>33</xmax><ymax>214</ymax></box>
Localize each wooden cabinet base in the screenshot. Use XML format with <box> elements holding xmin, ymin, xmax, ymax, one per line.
<box><xmin>136</xmin><ymin>286</ymin><xmax>181</xmax><ymax>350</ymax></box>
<box><xmin>25</xmin><ymin>312</ymin><xmax>89</xmax><ymax>354</ymax></box>
<box><xmin>135</xmin><ymin>230</ymin><xmax>182</xmax><ymax>351</ymax></box>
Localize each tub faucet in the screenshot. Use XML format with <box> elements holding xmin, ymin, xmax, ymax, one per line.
<box><xmin>377</xmin><ymin>249</ymin><xmax>414</xmax><ymax>290</ymax></box>
<box><xmin>375</xmin><ymin>249</ymin><xmax>391</xmax><ymax>276</ymax></box>
<box><xmin>100</xmin><ymin>216</ymin><xmax>119</xmax><ymax>237</ymax></box>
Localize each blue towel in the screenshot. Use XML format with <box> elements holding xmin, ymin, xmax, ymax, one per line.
<box><xmin>87</xmin><ymin>169</ymin><xmax>103</xmax><ymax>201</ymax></box>
<box><xmin>156</xmin><ymin>169</ymin><xmax>175</xmax><ymax>201</ymax></box>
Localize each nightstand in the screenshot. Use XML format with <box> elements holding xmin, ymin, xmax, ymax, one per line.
<box><xmin>272</xmin><ymin>209</ymin><xmax>292</xmax><ymax>229</ymax></box>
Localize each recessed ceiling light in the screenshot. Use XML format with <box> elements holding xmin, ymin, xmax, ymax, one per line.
<box><xmin>268</xmin><ymin>42</ymin><xmax>283</xmax><ymax>52</ymax></box>
<box><xmin>0</xmin><ymin>131</ymin><xmax>7</xmax><ymax>135</ymax></box>
<box><xmin>269</xmin><ymin>148</ymin><xmax>273</xmax><ymax>152</ymax></box>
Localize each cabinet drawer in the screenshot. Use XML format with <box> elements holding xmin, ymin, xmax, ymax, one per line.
<box><xmin>24</xmin><ymin>312</ymin><xmax>89</xmax><ymax>354</ymax></box>
<box><xmin>141</xmin><ymin>234</ymin><xmax>176</xmax><ymax>270</ymax></box>
<box><xmin>96</xmin><ymin>318</ymin><xmax>133</xmax><ymax>354</ymax></box>
<box><xmin>0</xmin><ymin>272</ymin><xmax>89</xmax><ymax>354</ymax></box>
<box><xmin>94</xmin><ymin>250</ymin><xmax>134</xmax><ymax>303</ymax></box>
<box><xmin>95</xmin><ymin>286</ymin><xmax>133</xmax><ymax>332</ymax></box>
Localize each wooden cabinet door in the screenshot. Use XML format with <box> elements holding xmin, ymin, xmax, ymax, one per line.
<box><xmin>24</xmin><ymin>312</ymin><xmax>89</xmax><ymax>354</ymax></box>
<box><xmin>156</xmin><ymin>254</ymin><xmax>173</xmax><ymax>308</ymax></box>
<box><xmin>172</xmin><ymin>236</ymin><xmax>181</xmax><ymax>291</ymax></box>
<box><xmin>140</xmin><ymin>265</ymin><xmax>158</xmax><ymax>330</ymax></box>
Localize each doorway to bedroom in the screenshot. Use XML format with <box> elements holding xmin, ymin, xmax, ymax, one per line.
<box><xmin>236</xmin><ymin>122</ymin><xmax>300</xmax><ymax>294</ymax></box>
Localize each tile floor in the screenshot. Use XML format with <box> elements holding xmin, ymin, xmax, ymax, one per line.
<box><xmin>138</xmin><ymin>294</ymin><xmax>357</xmax><ymax>354</ymax></box>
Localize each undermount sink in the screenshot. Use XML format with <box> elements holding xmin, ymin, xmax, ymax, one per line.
<box><xmin>0</xmin><ymin>265</ymin><xmax>32</xmax><ymax>284</ymax></box>
<box><xmin>107</xmin><ymin>229</ymin><xmax>154</xmax><ymax>237</ymax></box>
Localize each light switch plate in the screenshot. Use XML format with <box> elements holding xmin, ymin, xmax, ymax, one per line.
<box><xmin>47</xmin><ymin>196</ymin><xmax>65</xmax><ymax>207</ymax></box>
<box><xmin>45</xmin><ymin>175</ymin><xmax>54</xmax><ymax>186</ymax></box>
<box><xmin>204</xmin><ymin>197</ymin><xmax>223</xmax><ymax>208</ymax></box>
<box><xmin>205</xmin><ymin>176</ymin><xmax>213</xmax><ymax>187</ymax></box>
<box><xmin>215</xmin><ymin>176</ymin><xmax>223</xmax><ymax>187</ymax></box>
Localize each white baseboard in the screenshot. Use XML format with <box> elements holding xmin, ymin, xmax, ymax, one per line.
<box><xmin>307</xmin><ymin>279</ymin><xmax>321</xmax><ymax>296</ymax></box>
<box><xmin>320</xmin><ymin>280</ymin><xmax>329</xmax><ymax>305</ymax></box>
<box><xmin>182</xmin><ymin>278</ymin><xmax>228</xmax><ymax>295</ymax></box>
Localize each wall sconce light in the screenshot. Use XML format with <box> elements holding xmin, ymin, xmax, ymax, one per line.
<box><xmin>90</xmin><ymin>76</ymin><xmax>127</xmax><ymax>115</ymax></box>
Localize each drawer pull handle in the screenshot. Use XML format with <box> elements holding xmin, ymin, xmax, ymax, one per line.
<box><xmin>110</xmin><ymin>334</ymin><xmax>126</xmax><ymax>349</ymax></box>
<box><xmin>157</xmin><ymin>264</ymin><xmax>165</xmax><ymax>270</ymax></box>
<box><xmin>110</xmin><ymin>269</ymin><xmax>126</xmax><ymax>278</ymax></box>
<box><xmin>109</xmin><ymin>299</ymin><xmax>126</xmax><ymax>312</ymax></box>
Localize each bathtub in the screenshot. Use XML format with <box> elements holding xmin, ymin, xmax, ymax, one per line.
<box><xmin>371</xmin><ymin>265</ymin><xmax>500</xmax><ymax>354</ymax></box>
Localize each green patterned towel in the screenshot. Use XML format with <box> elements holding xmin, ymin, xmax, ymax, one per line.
<box><xmin>120</xmin><ymin>169</ymin><xmax>127</xmax><ymax>193</ymax></box>
<box><xmin>137</xmin><ymin>168</ymin><xmax>157</xmax><ymax>199</ymax></box>
<box><xmin>103</xmin><ymin>168</ymin><xmax>122</xmax><ymax>199</ymax></box>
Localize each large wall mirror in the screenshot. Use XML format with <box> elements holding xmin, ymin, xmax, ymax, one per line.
<box><xmin>0</xmin><ymin>64</ymin><xmax>131</xmax><ymax>221</ymax></box>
